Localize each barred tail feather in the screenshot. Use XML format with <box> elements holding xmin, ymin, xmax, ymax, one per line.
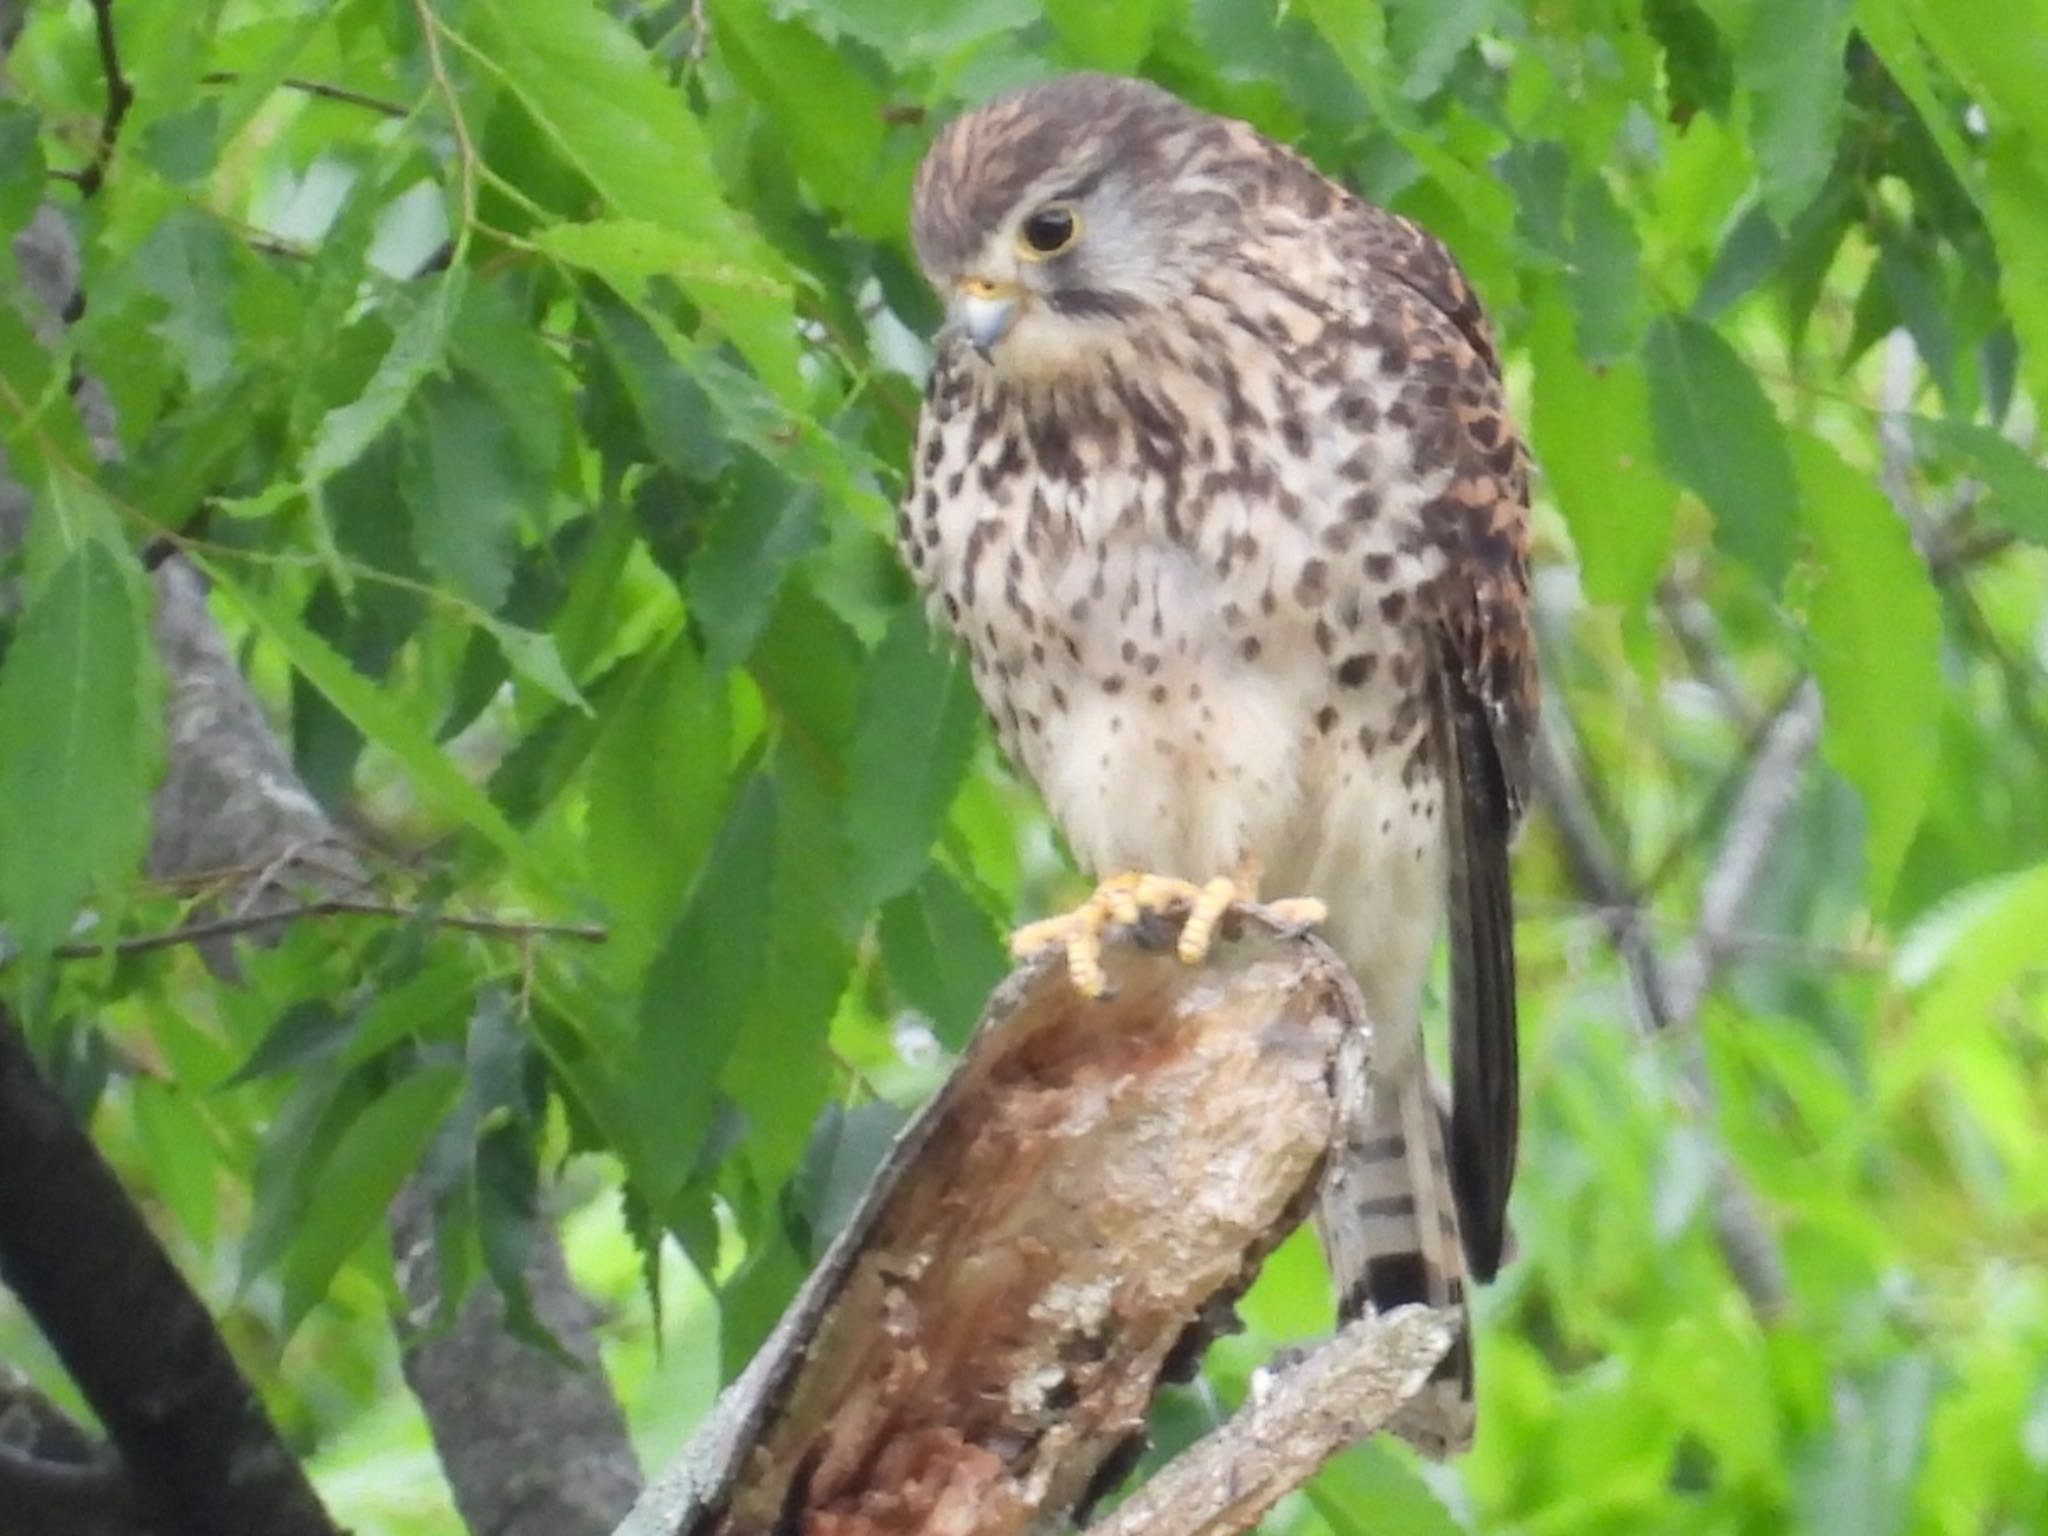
<box><xmin>1317</xmin><ymin>1065</ymin><xmax>1474</xmax><ymax>1457</ymax></box>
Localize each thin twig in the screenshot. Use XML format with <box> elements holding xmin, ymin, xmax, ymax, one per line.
<box><xmin>1926</xmin><ymin>523</ymin><xmax>2017</xmax><ymax>576</ymax></box>
<box><xmin>33</xmin><ymin>900</ymin><xmax>605</xmax><ymax>965</ymax></box>
<box><xmin>1876</xmin><ymin>334</ymin><xmax>2048</xmax><ymax>767</ymax></box>
<box><xmin>1521</xmin><ymin>899</ymin><xmax>1884</xmax><ymax>972</ymax></box>
<box><xmin>1657</xmin><ymin>570</ymin><xmax>1763</xmax><ymax>732</ymax></box>
<box><xmin>1636</xmin><ymin>674</ymin><xmax>1812</xmax><ymax>903</ymax></box>
<box><xmin>1531</xmin><ymin>705</ymin><xmax>1675</xmax><ymax>1026</ymax></box>
<box><xmin>198</xmin><ymin>70</ymin><xmax>409</xmax><ymax>118</ymax></box>
<box><xmin>682</xmin><ymin>0</ymin><xmax>710</xmax><ymax>69</ymax></box>
<box><xmin>75</xmin><ymin>0</ymin><xmax>132</xmax><ymax>198</ymax></box>
<box><xmin>1087</xmin><ymin>1307</ymin><xmax>1458</xmax><ymax>1536</ymax></box>
<box><xmin>410</xmin><ymin>0</ymin><xmax>479</xmax><ymax>264</ymax></box>
<box><xmin>1660</xmin><ymin>682</ymin><xmax>1823</xmax><ymax>1027</ymax></box>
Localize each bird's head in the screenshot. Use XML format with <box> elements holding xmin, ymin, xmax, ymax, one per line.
<box><xmin>910</xmin><ymin>74</ymin><xmax>1245</xmax><ymax>376</ymax></box>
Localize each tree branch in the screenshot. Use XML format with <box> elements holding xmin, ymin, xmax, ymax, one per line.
<box><xmin>0</xmin><ymin>1442</ymin><xmax>150</xmax><ymax>1536</ymax></box>
<box><xmin>1660</xmin><ymin>682</ymin><xmax>1823</xmax><ymax>1028</ymax></box>
<box><xmin>74</xmin><ymin>0</ymin><xmax>132</xmax><ymax>197</ymax></box>
<box><xmin>197</xmin><ymin>70</ymin><xmax>409</xmax><ymax>118</ymax></box>
<box><xmin>1086</xmin><ymin>1306</ymin><xmax>1456</xmax><ymax>1536</ymax></box>
<box><xmin>391</xmin><ymin>1183</ymin><xmax>642</xmax><ymax>1536</ymax></box>
<box><xmin>1529</xmin><ymin>708</ymin><xmax>1675</xmax><ymax>1028</ymax></box>
<box><xmin>0</xmin><ymin>1007</ymin><xmax>341</xmax><ymax>1536</ymax></box>
<box><xmin>0</xmin><ymin>1365</ymin><xmax>153</xmax><ymax>1536</ymax></box>
<box><xmin>0</xmin><ymin>1363</ymin><xmax>104</xmax><ymax>1465</ymax></box>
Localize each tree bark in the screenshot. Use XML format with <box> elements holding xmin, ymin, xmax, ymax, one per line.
<box><xmin>0</xmin><ymin>1007</ymin><xmax>341</xmax><ymax>1536</ymax></box>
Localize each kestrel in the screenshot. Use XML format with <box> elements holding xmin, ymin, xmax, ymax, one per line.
<box><xmin>899</xmin><ymin>74</ymin><xmax>1536</xmax><ymax>1451</ymax></box>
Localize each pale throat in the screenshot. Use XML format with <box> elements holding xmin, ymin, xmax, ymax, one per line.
<box><xmin>978</xmin><ymin>306</ymin><xmax>1134</xmax><ymax>385</ymax></box>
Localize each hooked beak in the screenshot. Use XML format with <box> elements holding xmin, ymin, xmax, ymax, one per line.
<box><xmin>951</xmin><ymin>277</ymin><xmax>1020</xmax><ymax>359</ymax></box>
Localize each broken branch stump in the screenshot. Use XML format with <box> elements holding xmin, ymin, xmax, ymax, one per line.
<box><xmin>620</xmin><ymin>904</ymin><xmax>1454</xmax><ymax>1536</ymax></box>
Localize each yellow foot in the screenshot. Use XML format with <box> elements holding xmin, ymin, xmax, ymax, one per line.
<box><xmin>1010</xmin><ymin>868</ymin><xmax>1327</xmax><ymax>995</ymax></box>
<box><xmin>1173</xmin><ymin>879</ymin><xmax>1328</xmax><ymax>965</ymax></box>
<box><xmin>1010</xmin><ymin>871</ymin><xmax>1201</xmax><ymax>996</ymax></box>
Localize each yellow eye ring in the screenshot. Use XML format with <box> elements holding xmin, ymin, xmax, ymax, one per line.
<box><xmin>1017</xmin><ymin>204</ymin><xmax>1081</xmax><ymax>259</ymax></box>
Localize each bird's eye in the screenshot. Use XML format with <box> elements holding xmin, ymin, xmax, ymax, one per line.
<box><xmin>1018</xmin><ymin>205</ymin><xmax>1080</xmax><ymax>258</ymax></box>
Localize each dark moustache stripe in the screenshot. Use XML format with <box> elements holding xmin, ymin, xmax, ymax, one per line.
<box><xmin>1046</xmin><ymin>288</ymin><xmax>1143</xmax><ymax>320</ymax></box>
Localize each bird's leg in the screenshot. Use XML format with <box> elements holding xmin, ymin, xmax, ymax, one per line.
<box><xmin>1176</xmin><ymin>855</ymin><xmax>1328</xmax><ymax>965</ymax></box>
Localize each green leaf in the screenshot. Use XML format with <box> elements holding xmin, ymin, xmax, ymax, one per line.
<box><xmin>879</xmin><ymin>868</ymin><xmax>1009</xmax><ymax>1048</ymax></box>
<box><xmin>792</xmin><ymin>1100</ymin><xmax>908</xmax><ymax>1255</ymax></box>
<box><xmin>463</xmin><ymin>989</ymin><xmax>561</xmax><ymax>1354</ymax></box>
<box><xmin>1044</xmin><ymin>0</ymin><xmax>1169</xmax><ymax>69</ymax></box>
<box><xmin>711</xmin><ymin>0</ymin><xmax>887</xmax><ymax>218</ymax></box>
<box><xmin>0</xmin><ymin>308</ymin><xmax>95</xmax><ymax>496</ymax></box>
<box><xmin>278</xmin><ymin>1064</ymin><xmax>464</xmax><ymax>1329</ymax></box>
<box><xmin>1898</xmin><ymin>0</ymin><xmax>2048</xmax><ymax>402</ymax></box>
<box><xmin>842</xmin><ymin>606</ymin><xmax>983</xmax><ymax>916</ymax></box>
<box><xmin>751</xmin><ymin>581</ymin><xmax>865</xmax><ymax>763</ymax></box>
<box><xmin>302</xmin><ymin>274</ymin><xmax>464</xmax><ymax>487</ymax></box>
<box><xmin>132</xmin><ymin>208</ymin><xmax>239</xmax><ymax>390</ymax></box>
<box><xmin>719</xmin><ymin>749</ymin><xmax>850</xmax><ymax>1183</ymax></box>
<box><xmin>130</xmin><ymin>1080</ymin><xmax>220</xmax><ymax>1248</ymax></box>
<box><xmin>586</xmin><ymin>639</ymin><xmax>731</xmax><ymax>966</ymax></box>
<box><xmin>1567</xmin><ymin>173</ymin><xmax>1646</xmax><ymax>363</ymax></box>
<box><xmin>1898</xmin><ymin>864</ymin><xmax>2048</xmax><ymax>1103</ymax></box>
<box><xmin>467</xmin><ymin>0</ymin><xmax>804</xmax><ymax>399</ymax></box>
<box><xmin>483</xmin><ymin>621</ymin><xmax>589</xmax><ymax>713</ymax></box>
<box><xmin>1737</xmin><ymin>0</ymin><xmax>1855</xmax><ymax>223</ymax></box>
<box><xmin>1856</xmin><ymin>0</ymin><xmax>1983</xmax><ymax>202</ymax></box>
<box><xmin>1306</xmin><ymin>1442</ymin><xmax>1462</xmax><ymax>1536</ymax></box>
<box><xmin>339</xmin><ymin>957</ymin><xmax>480</xmax><ymax>1073</ymax></box>
<box><xmin>0</xmin><ymin>103</ymin><xmax>46</xmax><ymax>238</ymax></box>
<box><xmin>588</xmin><ymin>299</ymin><xmax>731</xmax><ymax>481</ymax></box>
<box><xmin>533</xmin><ymin>218</ymin><xmax>804</xmax><ymax>408</ymax></box>
<box><xmin>688</xmin><ymin>453</ymin><xmax>824</xmax><ymax>674</ymax></box>
<box><xmin>224</xmin><ymin>1000</ymin><xmax>350</xmax><ymax>1085</ymax></box>
<box><xmin>1906</xmin><ymin>417</ymin><xmax>2048</xmax><ymax>547</ymax></box>
<box><xmin>470</xmin><ymin>0</ymin><xmax>742</xmax><ymax>226</ymax></box>
<box><xmin>1385</xmin><ymin>0</ymin><xmax>1493</xmax><ymax>101</ymax></box>
<box><xmin>633</xmin><ymin>777</ymin><xmax>777</xmax><ymax>1210</ymax></box>
<box><xmin>450</xmin><ymin>280</ymin><xmax>564</xmax><ymax>479</ymax></box>
<box><xmin>1794</xmin><ymin>434</ymin><xmax>1941</xmax><ymax>906</ymax></box>
<box><xmin>196</xmin><ymin>557</ymin><xmax>547</xmax><ymax>888</ymax></box>
<box><xmin>1872</xmin><ymin>232</ymin><xmax>1955</xmax><ymax>394</ymax></box>
<box><xmin>0</xmin><ymin>541</ymin><xmax>160</xmax><ymax>957</ymax></box>
<box><xmin>1529</xmin><ymin>287</ymin><xmax>1676</xmax><ymax>610</ymax></box>
<box><xmin>1981</xmin><ymin>135</ymin><xmax>2048</xmax><ymax>409</ymax></box>
<box><xmin>1901</xmin><ymin>0</ymin><xmax>2048</xmax><ymax>151</ymax></box>
<box><xmin>1646</xmin><ymin>0</ymin><xmax>1735</xmax><ymax>120</ymax></box>
<box><xmin>400</xmin><ymin>373</ymin><xmax>534</xmax><ymax>612</ymax></box>
<box><xmin>778</xmin><ymin>0</ymin><xmax>1040</xmax><ymax>57</ymax></box>
<box><xmin>1644</xmin><ymin>313</ymin><xmax>1798</xmax><ymax>586</ymax></box>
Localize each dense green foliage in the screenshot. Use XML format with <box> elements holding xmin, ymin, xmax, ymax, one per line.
<box><xmin>4</xmin><ymin>1</ymin><xmax>2048</xmax><ymax>1531</ymax></box>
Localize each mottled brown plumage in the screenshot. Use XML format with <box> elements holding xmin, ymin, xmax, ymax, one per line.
<box><xmin>899</xmin><ymin>74</ymin><xmax>1537</xmax><ymax>1452</ymax></box>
